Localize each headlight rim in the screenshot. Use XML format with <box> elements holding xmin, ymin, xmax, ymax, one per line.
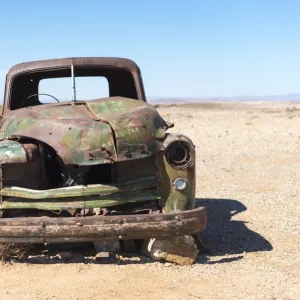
<box><xmin>165</xmin><ymin>139</ymin><xmax>195</xmax><ymax>170</ymax></box>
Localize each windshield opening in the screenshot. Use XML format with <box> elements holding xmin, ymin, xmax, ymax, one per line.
<box><xmin>9</xmin><ymin>66</ymin><xmax>138</xmax><ymax>110</ymax></box>
<box><xmin>38</xmin><ymin>76</ymin><xmax>109</xmax><ymax>103</ymax></box>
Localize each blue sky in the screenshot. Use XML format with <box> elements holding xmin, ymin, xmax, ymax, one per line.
<box><xmin>1</xmin><ymin>0</ymin><xmax>300</xmax><ymax>99</ymax></box>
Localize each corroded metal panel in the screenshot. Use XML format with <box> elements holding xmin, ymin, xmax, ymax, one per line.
<box><xmin>0</xmin><ymin>98</ymin><xmax>168</xmax><ymax>166</ymax></box>
<box><xmin>0</xmin><ymin>140</ymin><xmax>27</xmax><ymax>164</ymax></box>
<box><xmin>0</xmin><ymin>207</ymin><xmax>207</xmax><ymax>243</ymax></box>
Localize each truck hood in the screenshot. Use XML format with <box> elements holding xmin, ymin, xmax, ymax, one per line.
<box><xmin>0</xmin><ymin>97</ymin><xmax>168</xmax><ymax>165</ymax></box>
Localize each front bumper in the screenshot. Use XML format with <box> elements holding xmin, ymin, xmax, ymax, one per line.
<box><xmin>0</xmin><ymin>207</ymin><xmax>207</xmax><ymax>243</ymax></box>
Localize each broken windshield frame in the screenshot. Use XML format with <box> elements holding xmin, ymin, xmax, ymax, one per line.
<box><xmin>8</xmin><ymin>65</ymin><xmax>140</xmax><ymax>110</ymax></box>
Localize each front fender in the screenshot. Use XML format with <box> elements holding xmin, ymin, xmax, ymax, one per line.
<box><xmin>0</xmin><ymin>140</ymin><xmax>28</xmax><ymax>164</ymax></box>
<box><xmin>156</xmin><ymin>134</ymin><xmax>196</xmax><ymax>213</ymax></box>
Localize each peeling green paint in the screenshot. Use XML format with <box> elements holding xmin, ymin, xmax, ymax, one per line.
<box><xmin>0</xmin><ymin>176</ymin><xmax>157</xmax><ymax>199</ymax></box>
<box><xmin>156</xmin><ymin>134</ymin><xmax>196</xmax><ymax>213</ymax></box>
<box><xmin>0</xmin><ymin>140</ymin><xmax>27</xmax><ymax>164</ymax></box>
<box><xmin>0</xmin><ymin>97</ymin><xmax>167</xmax><ymax>165</ymax></box>
<box><xmin>1</xmin><ymin>188</ymin><xmax>160</xmax><ymax>210</ymax></box>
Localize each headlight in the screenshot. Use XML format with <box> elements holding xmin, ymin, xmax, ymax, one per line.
<box><xmin>165</xmin><ymin>140</ymin><xmax>193</xmax><ymax>169</ymax></box>
<box><xmin>173</xmin><ymin>177</ymin><xmax>187</xmax><ymax>190</ymax></box>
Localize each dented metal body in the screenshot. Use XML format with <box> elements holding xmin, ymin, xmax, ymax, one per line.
<box><xmin>0</xmin><ymin>57</ymin><xmax>206</xmax><ymax>242</ymax></box>
<box><xmin>0</xmin><ymin>98</ymin><xmax>167</xmax><ymax>165</ymax></box>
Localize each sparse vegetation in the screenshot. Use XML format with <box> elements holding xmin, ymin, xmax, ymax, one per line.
<box><xmin>0</xmin><ymin>243</ymin><xmax>31</xmax><ymax>261</ymax></box>
<box><xmin>285</xmin><ymin>106</ymin><xmax>299</xmax><ymax>113</ymax></box>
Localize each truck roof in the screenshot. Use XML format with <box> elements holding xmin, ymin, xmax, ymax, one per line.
<box><xmin>7</xmin><ymin>57</ymin><xmax>140</xmax><ymax>79</ymax></box>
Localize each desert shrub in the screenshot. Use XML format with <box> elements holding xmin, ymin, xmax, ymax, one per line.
<box><xmin>0</xmin><ymin>243</ymin><xmax>31</xmax><ymax>260</ymax></box>
<box><xmin>286</xmin><ymin>106</ymin><xmax>299</xmax><ymax>113</ymax></box>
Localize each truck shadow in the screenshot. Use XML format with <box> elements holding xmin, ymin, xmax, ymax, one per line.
<box><xmin>195</xmin><ymin>198</ymin><xmax>273</xmax><ymax>258</ymax></box>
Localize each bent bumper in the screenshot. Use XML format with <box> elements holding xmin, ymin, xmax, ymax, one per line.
<box><xmin>0</xmin><ymin>207</ymin><xmax>207</xmax><ymax>243</ymax></box>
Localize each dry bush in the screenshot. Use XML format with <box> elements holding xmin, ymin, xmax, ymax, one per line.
<box><xmin>0</xmin><ymin>243</ymin><xmax>32</xmax><ymax>261</ymax></box>
<box><xmin>285</xmin><ymin>106</ymin><xmax>299</xmax><ymax>113</ymax></box>
<box><xmin>260</xmin><ymin>108</ymin><xmax>281</xmax><ymax>114</ymax></box>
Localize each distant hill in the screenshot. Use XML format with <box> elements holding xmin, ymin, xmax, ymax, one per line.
<box><xmin>148</xmin><ymin>93</ymin><xmax>300</xmax><ymax>104</ymax></box>
<box><xmin>1</xmin><ymin>94</ymin><xmax>300</xmax><ymax>105</ymax></box>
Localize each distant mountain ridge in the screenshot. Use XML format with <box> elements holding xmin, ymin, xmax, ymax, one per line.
<box><xmin>1</xmin><ymin>93</ymin><xmax>300</xmax><ymax>104</ymax></box>
<box><xmin>149</xmin><ymin>93</ymin><xmax>300</xmax><ymax>103</ymax></box>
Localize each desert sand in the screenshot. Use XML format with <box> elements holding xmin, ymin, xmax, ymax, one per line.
<box><xmin>0</xmin><ymin>102</ymin><xmax>299</xmax><ymax>300</ymax></box>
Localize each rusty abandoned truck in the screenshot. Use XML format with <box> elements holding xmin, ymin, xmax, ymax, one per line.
<box><xmin>0</xmin><ymin>57</ymin><xmax>206</xmax><ymax>254</ymax></box>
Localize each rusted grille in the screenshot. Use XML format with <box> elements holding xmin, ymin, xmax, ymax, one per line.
<box><xmin>115</xmin><ymin>156</ymin><xmax>156</xmax><ymax>183</ymax></box>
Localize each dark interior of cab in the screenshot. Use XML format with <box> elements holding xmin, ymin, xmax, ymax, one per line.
<box><xmin>10</xmin><ymin>67</ymin><xmax>138</xmax><ymax>110</ymax></box>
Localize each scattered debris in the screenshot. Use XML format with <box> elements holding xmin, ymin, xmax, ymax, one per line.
<box><xmin>58</xmin><ymin>251</ymin><xmax>74</xmax><ymax>260</ymax></box>
<box><xmin>93</xmin><ymin>240</ymin><xmax>121</xmax><ymax>253</ymax></box>
<box><xmin>144</xmin><ymin>236</ymin><xmax>199</xmax><ymax>266</ymax></box>
<box><xmin>0</xmin><ymin>243</ymin><xmax>31</xmax><ymax>261</ymax></box>
<box><xmin>94</xmin><ymin>252</ymin><xmax>114</xmax><ymax>264</ymax></box>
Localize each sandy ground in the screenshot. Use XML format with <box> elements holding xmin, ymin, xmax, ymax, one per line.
<box><xmin>0</xmin><ymin>102</ymin><xmax>300</xmax><ymax>300</ymax></box>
